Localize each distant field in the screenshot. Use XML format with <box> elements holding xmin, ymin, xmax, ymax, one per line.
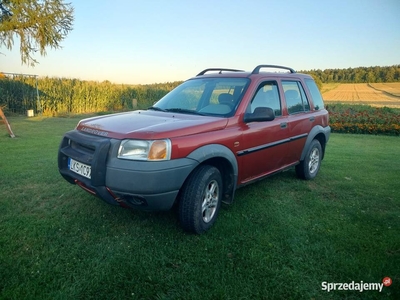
<box><xmin>322</xmin><ymin>83</ymin><xmax>400</xmax><ymax>107</ymax></box>
<box><xmin>369</xmin><ymin>82</ymin><xmax>400</xmax><ymax>97</ymax></box>
<box><xmin>319</xmin><ymin>83</ymin><xmax>340</xmax><ymax>94</ymax></box>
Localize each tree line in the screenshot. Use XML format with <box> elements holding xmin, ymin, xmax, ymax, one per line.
<box><xmin>303</xmin><ymin>65</ymin><xmax>400</xmax><ymax>84</ymax></box>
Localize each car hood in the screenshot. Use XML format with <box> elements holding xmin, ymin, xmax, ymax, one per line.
<box><xmin>76</xmin><ymin>110</ymin><xmax>228</xmax><ymax>139</ymax></box>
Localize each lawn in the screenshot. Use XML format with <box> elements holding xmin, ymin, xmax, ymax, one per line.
<box><xmin>0</xmin><ymin>116</ymin><xmax>399</xmax><ymax>299</ymax></box>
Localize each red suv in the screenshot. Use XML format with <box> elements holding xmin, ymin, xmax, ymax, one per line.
<box><xmin>58</xmin><ymin>65</ymin><xmax>331</xmax><ymax>234</ymax></box>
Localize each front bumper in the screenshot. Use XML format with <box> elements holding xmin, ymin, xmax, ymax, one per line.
<box><xmin>58</xmin><ymin>130</ymin><xmax>198</xmax><ymax>211</ymax></box>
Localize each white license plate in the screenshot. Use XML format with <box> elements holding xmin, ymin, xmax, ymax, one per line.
<box><xmin>68</xmin><ymin>158</ymin><xmax>91</xmax><ymax>179</ymax></box>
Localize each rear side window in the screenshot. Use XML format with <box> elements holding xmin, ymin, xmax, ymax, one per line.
<box><xmin>305</xmin><ymin>79</ymin><xmax>324</xmax><ymax>110</ymax></box>
<box><xmin>282</xmin><ymin>81</ymin><xmax>310</xmax><ymax>114</ymax></box>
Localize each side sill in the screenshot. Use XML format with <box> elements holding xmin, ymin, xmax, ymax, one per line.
<box><xmin>237</xmin><ymin>162</ymin><xmax>298</xmax><ymax>188</ymax></box>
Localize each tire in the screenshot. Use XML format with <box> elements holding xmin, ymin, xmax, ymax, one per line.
<box><xmin>178</xmin><ymin>165</ymin><xmax>222</xmax><ymax>234</ymax></box>
<box><xmin>296</xmin><ymin>139</ymin><xmax>322</xmax><ymax>180</ymax></box>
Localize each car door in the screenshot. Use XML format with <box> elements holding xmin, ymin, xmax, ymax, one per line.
<box><xmin>238</xmin><ymin>81</ymin><xmax>291</xmax><ymax>183</ymax></box>
<box><xmin>282</xmin><ymin>80</ymin><xmax>314</xmax><ymax>163</ymax></box>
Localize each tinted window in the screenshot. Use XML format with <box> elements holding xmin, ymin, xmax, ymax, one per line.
<box><xmin>282</xmin><ymin>81</ymin><xmax>310</xmax><ymax>114</ymax></box>
<box><xmin>305</xmin><ymin>79</ymin><xmax>324</xmax><ymax>110</ymax></box>
<box><xmin>249</xmin><ymin>81</ymin><xmax>281</xmax><ymax>116</ymax></box>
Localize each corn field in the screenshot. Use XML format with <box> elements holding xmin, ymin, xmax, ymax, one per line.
<box><xmin>0</xmin><ymin>75</ymin><xmax>181</xmax><ymax>116</ymax></box>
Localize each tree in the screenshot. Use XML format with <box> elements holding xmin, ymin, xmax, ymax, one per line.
<box><xmin>0</xmin><ymin>0</ymin><xmax>74</xmax><ymax>66</ymax></box>
<box><xmin>384</xmin><ymin>67</ymin><xmax>395</xmax><ymax>82</ymax></box>
<box><xmin>366</xmin><ymin>71</ymin><xmax>375</xmax><ymax>83</ymax></box>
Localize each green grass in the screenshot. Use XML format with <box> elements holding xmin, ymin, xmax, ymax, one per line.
<box><xmin>1</xmin><ymin>116</ymin><xmax>399</xmax><ymax>299</ymax></box>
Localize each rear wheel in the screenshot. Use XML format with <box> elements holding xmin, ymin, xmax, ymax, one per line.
<box><xmin>178</xmin><ymin>165</ymin><xmax>222</xmax><ymax>234</ymax></box>
<box><xmin>296</xmin><ymin>139</ymin><xmax>322</xmax><ymax>180</ymax></box>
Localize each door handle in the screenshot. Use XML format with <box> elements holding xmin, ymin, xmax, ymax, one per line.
<box><xmin>280</xmin><ymin>122</ymin><xmax>287</xmax><ymax>128</ymax></box>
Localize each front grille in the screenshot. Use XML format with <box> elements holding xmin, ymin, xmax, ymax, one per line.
<box><xmin>70</xmin><ymin>140</ymin><xmax>95</xmax><ymax>155</ymax></box>
<box><xmin>58</xmin><ymin>130</ymin><xmax>111</xmax><ymax>187</ymax></box>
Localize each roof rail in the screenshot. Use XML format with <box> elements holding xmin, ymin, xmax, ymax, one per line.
<box><xmin>252</xmin><ymin>65</ymin><xmax>296</xmax><ymax>74</ymax></box>
<box><xmin>197</xmin><ymin>68</ymin><xmax>244</xmax><ymax>76</ymax></box>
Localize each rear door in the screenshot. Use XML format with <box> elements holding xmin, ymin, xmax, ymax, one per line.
<box><xmin>281</xmin><ymin>80</ymin><xmax>315</xmax><ymax>163</ymax></box>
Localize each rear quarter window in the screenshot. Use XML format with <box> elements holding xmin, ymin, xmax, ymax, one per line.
<box><xmin>305</xmin><ymin>79</ymin><xmax>325</xmax><ymax>110</ymax></box>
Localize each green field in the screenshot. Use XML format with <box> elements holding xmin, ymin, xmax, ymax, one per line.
<box><xmin>1</xmin><ymin>116</ymin><xmax>399</xmax><ymax>299</ymax></box>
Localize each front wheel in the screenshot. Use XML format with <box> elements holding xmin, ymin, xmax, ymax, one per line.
<box><xmin>296</xmin><ymin>139</ymin><xmax>322</xmax><ymax>180</ymax></box>
<box><xmin>178</xmin><ymin>165</ymin><xmax>222</xmax><ymax>234</ymax></box>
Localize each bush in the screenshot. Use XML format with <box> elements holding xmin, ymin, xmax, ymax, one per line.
<box><xmin>327</xmin><ymin>104</ymin><xmax>400</xmax><ymax>136</ymax></box>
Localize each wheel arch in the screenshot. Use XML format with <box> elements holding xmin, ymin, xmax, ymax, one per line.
<box><xmin>186</xmin><ymin>144</ymin><xmax>238</xmax><ymax>204</ymax></box>
<box><xmin>300</xmin><ymin>125</ymin><xmax>331</xmax><ymax>161</ymax></box>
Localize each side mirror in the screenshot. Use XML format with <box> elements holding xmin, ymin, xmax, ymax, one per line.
<box><xmin>244</xmin><ymin>107</ymin><xmax>275</xmax><ymax>122</ymax></box>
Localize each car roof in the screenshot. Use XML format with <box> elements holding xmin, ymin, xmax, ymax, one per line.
<box><xmin>191</xmin><ymin>65</ymin><xmax>313</xmax><ymax>80</ymax></box>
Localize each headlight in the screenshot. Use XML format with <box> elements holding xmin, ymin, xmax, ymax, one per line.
<box><xmin>118</xmin><ymin>139</ymin><xmax>171</xmax><ymax>161</ymax></box>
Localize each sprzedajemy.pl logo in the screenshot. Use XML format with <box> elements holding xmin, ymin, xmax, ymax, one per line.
<box><xmin>321</xmin><ymin>277</ymin><xmax>392</xmax><ymax>293</ymax></box>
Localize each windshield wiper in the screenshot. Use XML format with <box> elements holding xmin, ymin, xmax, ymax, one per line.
<box><xmin>147</xmin><ymin>106</ymin><xmax>166</xmax><ymax>112</ymax></box>
<box><xmin>165</xmin><ymin>108</ymin><xmax>205</xmax><ymax>115</ymax></box>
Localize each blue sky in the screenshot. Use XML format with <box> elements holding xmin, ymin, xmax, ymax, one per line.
<box><xmin>1</xmin><ymin>0</ymin><xmax>400</xmax><ymax>84</ymax></box>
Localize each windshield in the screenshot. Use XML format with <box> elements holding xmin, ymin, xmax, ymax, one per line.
<box><xmin>150</xmin><ymin>77</ymin><xmax>250</xmax><ymax>117</ymax></box>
